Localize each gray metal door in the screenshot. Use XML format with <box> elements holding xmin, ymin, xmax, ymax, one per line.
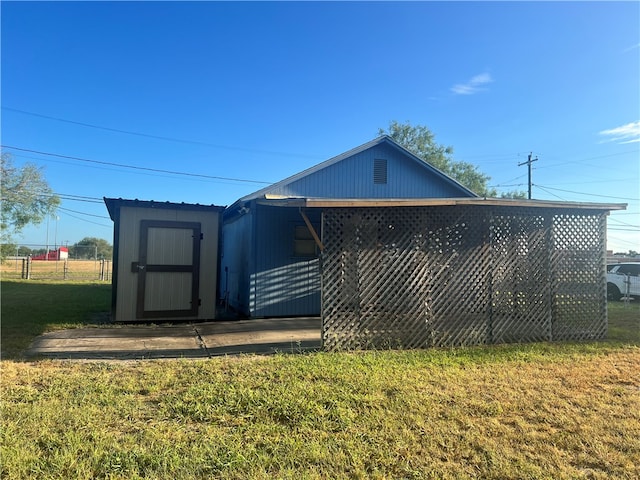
<box><xmin>134</xmin><ymin>220</ymin><xmax>202</xmax><ymax>319</ymax></box>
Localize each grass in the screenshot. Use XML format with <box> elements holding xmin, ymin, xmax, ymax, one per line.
<box><xmin>607</xmin><ymin>301</ymin><xmax>640</xmax><ymax>344</ymax></box>
<box><xmin>1</xmin><ymin>280</ymin><xmax>639</xmax><ymax>479</ymax></box>
<box><xmin>1</xmin><ymin>279</ymin><xmax>111</xmax><ymax>359</ymax></box>
<box><xmin>2</xmin><ymin>349</ymin><xmax>639</xmax><ymax>479</ymax></box>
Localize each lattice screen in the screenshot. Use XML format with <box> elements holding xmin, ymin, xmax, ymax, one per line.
<box><xmin>321</xmin><ymin>206</ymin><xmax>607</xmax><ymax>351</ymax></box>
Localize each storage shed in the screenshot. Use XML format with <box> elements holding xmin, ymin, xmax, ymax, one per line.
<box><xmin>104</xmin><ymin>198</ymin><xmax>224</xmax><ymax>322</ymax></box>
<box><xmin>220</xmin><ymin>136</ymin><xmax>478</xmax><ymax>317</ymax></box>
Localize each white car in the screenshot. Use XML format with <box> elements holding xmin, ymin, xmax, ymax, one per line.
<box><xmin>607</xmin><ymin>263</ymin><xmax>640</xmax><ymax>300</ymax></box>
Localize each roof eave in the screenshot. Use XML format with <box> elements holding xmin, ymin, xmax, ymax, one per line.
<box><xmin>103</xmin><ymin>197</ymin><xmax>225</xmax><ymax>221</ymax></box>
<box><xmin>250</xmin><ymin>196</ymin><xmax>626</xmax><ymax>211</ymax></box>
<box><xmin>300</xmin><ymin>197</ymin><xmax>627</xmax><ymax>211</ymax></box>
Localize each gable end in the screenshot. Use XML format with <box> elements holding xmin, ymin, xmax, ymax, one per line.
<box><xmin>373</xmin><ymin>159</ymin><xmax>388</xmax><ymax>185</ymax></box>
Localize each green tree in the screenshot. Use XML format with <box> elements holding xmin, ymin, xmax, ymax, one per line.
<box><xmin>1</xmin><ymin>152</ymin><xmax>60</xmax><ymax>260</ymax></box>
<box><xmin>500</xmin><ymin>190</ymin><xmax>527</xmax><ymax>199</ymax></box>
<box><xmin>70</xmin><ymin>237</ymin><xmax>112</xmax><ymax>260</ymax></box>
<box><xmin>379</xmin><ymin>121</ymin><xmax>498</xmax><ymax>197</ymax></box>
<box><xmin>0</xmin><ymin>242</ymin><xmax>17</xmax><ymax>261</ymax></box>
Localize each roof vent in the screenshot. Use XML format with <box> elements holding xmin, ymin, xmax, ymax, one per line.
<box><xmin>374</xmin><ymin>159</ymin><xmax>388</xmax><ymax>185</ymax></box>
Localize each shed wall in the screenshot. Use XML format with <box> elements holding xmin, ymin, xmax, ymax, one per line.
<box><xmin>114</xmin><ymin>206</ymin><xmax>220</xmax><ymax>322</ymax></box>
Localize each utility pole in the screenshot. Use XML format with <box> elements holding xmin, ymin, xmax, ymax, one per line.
<box><xmin>518</xmin><ymin>153</ymin><xmax>538</xmax><ymax>199</ymax></box>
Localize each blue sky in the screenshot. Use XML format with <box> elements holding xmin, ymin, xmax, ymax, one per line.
<box><xmin>2</xmin><ymin>1</ymin><xmax>638</xmax><ymax>253</ymax></box>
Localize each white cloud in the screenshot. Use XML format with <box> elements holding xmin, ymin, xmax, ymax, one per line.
<box><xmin>451</xmin><ymin>72</ymin><xmax>493</xmax><ymax>95</ymax></box>
<box><xmin>599</xmin><ymin>121</ymin><xmax>640</xmax><ymax>144</ymax></box>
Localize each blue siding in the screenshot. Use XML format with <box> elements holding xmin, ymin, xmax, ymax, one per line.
<box><xmin>220</xmin><ymin>211</ymin><xmax>253</xmax><ymax>315</ymax></box>
<box><xmin>250</xmin><ymin>204</ymin><xmax>321</xmax><ymax>317</ymax></box>
<box><xmin>223</xmin><ymin>137</ymin><xmax>476</xmax><ymax>318</ymax></box>
<box><xmin>267</xmin><ymin>143</ymin><xmax>470</xmax><ymax>199</ymax></box>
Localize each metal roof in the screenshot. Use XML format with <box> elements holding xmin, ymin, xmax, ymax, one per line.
<box><xmin>254</xmin><ymin>196</ymin><xmax>627</xmax><ymax>211</ymax></box>
<box><xmin>104</xmin><ymin>197</ymin><xmax>225</xmax><ymax>221</ymax></box>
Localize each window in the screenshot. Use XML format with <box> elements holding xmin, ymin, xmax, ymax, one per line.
<box><xmin>374</xmin><ymin>159</ymin><xmax>388</xmax><ymax>184</ymax></box>
<box><xmin>617</xmin><ymin>264</ymin><xmax>639</xmax><ymax>276</ymax></box>
<box><xmin>294</xmin><ymin>225</ymin><xmax>317</xmax><ymax>257</ymax></box>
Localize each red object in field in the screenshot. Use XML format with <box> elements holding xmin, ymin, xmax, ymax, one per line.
<box><xmin>31</xmin><ymin>247</ymin><xmax>69</xmax><ymax>261</ymax></box>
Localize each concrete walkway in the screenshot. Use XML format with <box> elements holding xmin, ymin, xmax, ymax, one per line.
<box><xmin>25</xmin><ymin>317</ymin><xmax>321</xmax><ymax>360</ymax></box>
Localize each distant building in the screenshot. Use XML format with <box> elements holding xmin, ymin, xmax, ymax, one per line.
<box><xmin>607</xmin><ymin>250</ymin><xmax>640</xmax><ymax>264</ymax></box>
<box><xmin>31</xmin><ymin>247</ymin><xmax>69</xmax><ymax>261</ymax></box>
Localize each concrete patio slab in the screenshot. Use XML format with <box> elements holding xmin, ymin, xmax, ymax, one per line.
<box><xmin>25</xmin><ymin>317</ymin><xmax>321</xmax><ymax>360</ymax></box>
<box><xmin>197</xmin><ymin>317</ymin><xmax>321</xmax><ymax>356</ymax></box>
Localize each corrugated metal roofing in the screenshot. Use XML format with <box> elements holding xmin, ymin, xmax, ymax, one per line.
<box><xmin>104</xmin><ymin>197</ymin><xmax>225</xmax><ymax>221</ymax></box>
<box><xmin>306</xmin><ymin>198</ymin><xmax>627</xmax><ymax>210</ymax></box>
<box><xmin>255</xmin><ymin>197</ymin><xmax>627</xmax><ymax>211</ymax></box>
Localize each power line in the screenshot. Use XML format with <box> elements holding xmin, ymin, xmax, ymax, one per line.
<box><xmin>459</xmin><ymin>152</ymin><xmax>526</xmax><ymax>160</ymax></box>
<box><xmin>535</xmin><ymin>178</ymin><xmax>631</xmax><ymax>186</ymax></box>
<box><xmin>609</xmin><ymin>218</ymin><xmax>640</xmax><ymax>228</ymax></box>
<box><xmin>535</xmin><ymin>149</ymin><xmax>640</xmax><ymax>170</ymax></box>
<box><xmin>54</xmin><ymin>192</ymin><xmax>103</xmax><ymax>201</ymax></box>
<box><xmin>533</xmin><ymin>184</ymin><xmax>638</xmax><ymax>202</ymax></box>
<box><xmin>10</xmin><ymin>152</ymin><xmax>260</xmax><ymax>186</ymax></box>
<box><xmin>2</xmin><ymin>145</ymin><xmax>273</xmax><ymax>185</ymax></box>
<box><xmin>5</xmin><ymin>105</ymin><xmax>529</xmax><ymax>166</ymax></box>
<box><xmin>2</xmin><ymin>106</ymin><xmax>324</xmax><ymax>160</ymax></box>
<box><xmin>58</xmin><ymin>206</ymin><xmax>111</xmax><ymax>219</ymax></box>
<box><xmin>57</xmin><ymin>209</ymin><xmax>111</xmax><ymax>228</ymax></box>
<box><xmin>55</xmin><ymin>197</ymin><xmax>103</xmax><ymax>204</ymax></box>
<box><xmin>607</xmin><ymin>235</ymin><xmax>640</xmax><ymax>247</ymax></box>
<box><xmin>488</xmin><ymin>173</ymin><xmax>528</xmax><ymax>188</ymax></box>
<box><xmin>534</xmin><ymin>184</ymin><xmax>567</xmax><ymax>201</ymax></box>
<box><xmin>36</xmin><ymin>192</ymin><xmax>104</xmax><ymax>204</ymax></box>
<box><xmin>490</xmin><ymin>183</ymin><xmax>527</xmax><ymax>188</ymax></box>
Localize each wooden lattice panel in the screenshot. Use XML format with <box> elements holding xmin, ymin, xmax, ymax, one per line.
<box><xmin>489</xmin><ymin>209</ymin><xmax>551</xmax><ymax>344</ymax></box>
<box><xmin>422</xmin><ymin>207</ymin><xmax>490</xmax><ymax>347</ymax></box>
<box><xmin>550</xmin><ymin>212</ymin><xmax>608</xmax><ymax>340</ymax></box>
<box><xmin>321</xmin><ymin>206</ymin><xmax>608</xmax><ymax>351</ymax></box>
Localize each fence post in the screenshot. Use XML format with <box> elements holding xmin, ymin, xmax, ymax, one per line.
<box><xmin>63</xmin><ymin>260</ymin><xmax>69</xmax><ymax>280</ymax></box>
<box><xmin>99</xmin><ymin>259</ymin><xmax>105</xmax><ymax>281</ymax></box>
<box><xmin>25</xmin><ymin>256</ymin><xmax>32</xmax><ymax>279</ymax></box>
<box><xmin>623</xmin><ymin>273</ymin><xmax>631</xmax><ymax>308</ymax></box>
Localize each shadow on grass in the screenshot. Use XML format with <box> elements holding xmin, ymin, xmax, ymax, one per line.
<box><xmin>1</xmin><ymin>279</ymin><xmax>111</xmax><ymax>359</ymax></box>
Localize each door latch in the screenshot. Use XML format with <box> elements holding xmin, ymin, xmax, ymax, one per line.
<box><xmin>131</xmin><ymin>262</ymin><xmax>145</xmax><ymax>273</ymax></box>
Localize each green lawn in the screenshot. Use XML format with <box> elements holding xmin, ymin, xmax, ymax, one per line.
<box><xmin>1</xmin><ymin>280</ymin><xmax>639</xmax><ymax>479</ymax></box>
<box><xmin>1</xmin><ymin>279</ymin><xmax>111</xmax><ymax>359</ymax></box>
<box><xmin>607</xmin><ymin>300</ymin><xmax>640</xmax><ymax>344</ymax></box>
<box><xmin>1</xmin><ymin>279</ymin><xmax>638</xmax><ymax>360</ymax></box>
